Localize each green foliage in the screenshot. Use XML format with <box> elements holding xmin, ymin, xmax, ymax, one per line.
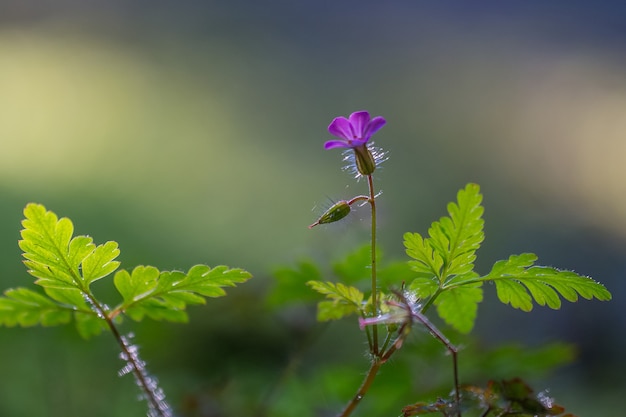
<box><xmin>306</xmin><ymin>281</ymin><xmax>364</xmax><ymax>321</ymax></box>
<box><xmin>19</xmin><ymin>203</ymin><xmax>121</xmax><ymax>291</ymax></box>
<box><xmin>305</xmin><ymin>184</ymin><xmax>610</xmax><ymax>334</ymax></box>
<box><xmin>478</xmin><ymin>254</ymin><xmax>612</xmax><ymax>311</ymax></box>
<box><xmin>114</xmin><ymin>264</ymin><xmax>251</xmax><ymax>322</ymax></box>
<box><xmin>404</xmin><ymin>183</ymin><xmax>611</xmax><ymax>333</ymax></box>
<box><xmin>0</xmin><ymin>203</ymin><xmax>252</xmax><ymax>338</ymax></box>
<box><xmin>405</xmin><ymin>184</ymin><xmax>484</xmax><ymax>283</ymax></box>
<box><xmin>0</xmin><ymin>287</ymin><xmax>72</xmax><ymax>327</ymax></box>
<box><xmin>433</xmin><ymin>281</ymin><xmax>483</xmax><ymax>334</ymax></box>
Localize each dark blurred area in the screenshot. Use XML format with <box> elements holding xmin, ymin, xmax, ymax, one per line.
<box><xmin>1</xmin><ymin>1</ymin><xmax>624</xmax><ymax>416</ymax></box>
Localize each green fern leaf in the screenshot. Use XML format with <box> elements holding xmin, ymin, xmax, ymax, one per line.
<box><xmin>81</xmin><ymin>241</ymin><xmax>121</xmax><ymax>284</ymax></box>
<box><xmin>405</xmin><ymin>183</ymin><xmax>484</xmax><ymax>282</ymax></box>
<box><xmin>114</xmin><ymin>265</ymin><xmax>252</xmax><ymax>322</ymax></box>
<box><xmin>307</xmin><ymin>281</ymin><xmax>364</xmax><ymax>321</ymax></box>
<box><xmin>18</xmin><ymin>203</ymin><xmax>120</xmax><ymax>290</ymax></box>
<box><xmin>481</xmin><ymin>254</ymin><xmax>612</xmax><ymax>311</ymax></box>
<box><xmin>404</xmin><ymin>232</ymin><xmax>443</xmax><ymax>279</ymax></box>
<box><xmin>428</xmin><ymin>183</ymin><xmax>484</xmax><ymax>276</ymax></box>
<box><xmin>0</xmin><ymin>287</ymin><xmax>73</xmax><ymax>327</ymax></box>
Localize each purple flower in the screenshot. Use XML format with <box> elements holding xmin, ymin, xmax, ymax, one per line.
<box><xmin>324</xmin><ymin>111</ymin><xmax>386</xmax><ymax>150</ymax></box>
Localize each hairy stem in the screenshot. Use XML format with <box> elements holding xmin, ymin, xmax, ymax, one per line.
<box><xmin>338</xmin><ymin>360</ymin><xmax>383</xmax><ymax>417</ymax></box>
<box><xmin>84</xmin><ymin>292</ymin><xmax>172</xmax><ymax>417</ymax></box>
<box><xmin>339</xmin><ymin>175</ymin><xmax>383</xmax><ymax>417</ymax></box>
<box><xmin>367</xmin><ymin>174</ymin><xmax>379</xmax><ymax>354</ymax></box>
<box><xmin>411</xmin><ymin>309</ymin><xmax>460</xmax><ymax>417</ymax></box>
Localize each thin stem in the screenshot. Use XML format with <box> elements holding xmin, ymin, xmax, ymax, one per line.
<box><xmin>84</xmin><ymin>292</ymin><xmax>172</xmax><ymax>417</ymax></box>
<box><xmin>338</xmin><ymin>360</ymin><xmax>383</xmax><ymax>417</ymax></box>
<box><xmin>367</xmin><ymin>174</ymin><xmax>378</xmax><ymax>355</ymax></box>
<box><xmin>338</xmin><ymin>323</ymin><xmax>412</xmax><ymax>417</ymax></box>
<box><xmin>338</xmin><ymin>174</ymin><xmax>382</xmax><ymax>417</ymax></box>
<box><xmin>411</xmin><ymin>309</ymin><xmax>460</xmax><ymax>417</ymax></box>
<box><xmin>420</xmin><ymin>287</ymin><xmax>443</xmax><ymax>315</ymax></box>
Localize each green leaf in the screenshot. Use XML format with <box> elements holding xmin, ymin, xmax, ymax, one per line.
<box><xmin>0</xmin><ymin>287</ymin><xmax>73</xmax><ymax>327</ymax></box>
<box><xmin>81</xmin><ymin>241</ymin><xmax>121</xmax><ymax>284</ymax></box>
<box><xmin>18</xmin><ymin>203</ymin><xmax>120</xmax><ymax>290</ymax></box>
<box><xmin>404</xmin><ymin>232</ymin><xmax>443</xmax><ymax>279</ymax></box>
<box><xmin>428</xmin><ymin>183</ymin><xmax>484</xmax><ymax>276</ymax></box>
<box><xmin>307</xmin><ymin>281</ymin><xmax>364</xmax><ymax>321</ymax></box>
<box><xmin>114</xmin><ymin>264</ymin><xmax>252</xmax><ymax>322</ymax></box>
<box><xmin>404</xmin><ymin>183</ymin><xmax>484</xmax><ymax>281</ymax></box>
<box><xmin>267</xmin><ymin>260</ymin><xmax>323</xmax><ymax>308</ymax></box>
<box><xmin>407</xmin><ymin>276</ymin><xmax>439</xmax><ymax>299</ymax></box>
<box><xmin>435</xmin><ymin>279</ymin><xmax>483</xmax><ymax>333</ymax></box>
<box><xmin>481</xmin><ymin>254</ymin><xmax>612</xmax><ymax>312</ymax></box>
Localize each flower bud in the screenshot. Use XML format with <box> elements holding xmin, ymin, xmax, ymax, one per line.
<box><xmin>308</xmin><ymin>200</ymin><xmax>351</xmax><ymax>228</ymax></box>
<box><xmin>353</xmin><ymin>145</ymin><xmax>376</xmax><ymax>176</ymax></box>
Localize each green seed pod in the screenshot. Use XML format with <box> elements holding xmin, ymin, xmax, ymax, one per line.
<box><xmin>308</xmin><ymin>200</ymin><xmax>351</xmax><ymax>229</ymax></box>
<box><xmin>353</xmin><ymin>145</ymin><xmax>376</xmax><ymax>176</ymax></box>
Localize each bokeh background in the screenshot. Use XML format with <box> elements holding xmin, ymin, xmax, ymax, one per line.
<box><xmin>1</xmin><ymin>1</ymin><xmax>624</xmax><ymax>416</ymax></box>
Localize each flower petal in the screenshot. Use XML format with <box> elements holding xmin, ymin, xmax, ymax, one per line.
<box><xmin>348</xmin><ymin>111</ymin><xmax>371</xmax><ymax>138</ymax></box>
<box><xmin>324</xmin><ymin>139</ymin><xmax>350</xmax><ymax>149</ymax></box>
<box><xmin>327</xmin><ymin>116</ymin><xmax>352</xmax><ymax>140</ymax></box>
<box><xmin>363</xmin><ymin>116</ymin><xmax>386</xmax><ymax>141</ymax></box>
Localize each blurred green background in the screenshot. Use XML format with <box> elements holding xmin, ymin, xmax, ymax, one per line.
<box><xmin>1</xmin><ymin>2</ymin><xmax>624</xmax><ymax>416</ymax></box>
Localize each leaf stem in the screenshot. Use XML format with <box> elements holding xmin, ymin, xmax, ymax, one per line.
<box><xmin>420</xmin><ymin>287</ymin><xmax>443</xmax><ymax>314</ymax></box>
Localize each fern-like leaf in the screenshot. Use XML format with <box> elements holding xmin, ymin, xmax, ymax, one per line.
<box><xmin>114</xmin><ymin>265</ymin><xmax>252</xmax><ymax>322</ymax></box>
<box><xmin>0</xmin><ymin>287</ymin><xmax>73</xmax><ymax>327</ymax></box>
<box><xmin>18</xmin><ymin>203</ymin><xmax>120</xmax><ymax>290</ymax></box>
<box><xmin>307</xmin><ymin>281</ymin><xmax>364</xmax><ymax>321</ymax></box>
<box><xmin>405</xmin><ymin>183</ymin><xmax>484</xmax><ymax>283</ymax></box>
<box><xmin>480</xmin><ymin>253</ymin><xmax>611</xmax><ymax>311</ymax></box>
<box><xmin>429</xmin><ymin>183</ymin><xmax>484</xmax><ymax>277</ymax></box>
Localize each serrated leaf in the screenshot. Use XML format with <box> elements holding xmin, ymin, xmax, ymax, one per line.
<box><xmin>435</xmin><ymin>281</ymin><xmax>483</xmax><ymax>333</ymax></box>
<box><xmin>307</xmin><ymin>281</ymin><xmax>364</xmax><ymax>321</ymax></box>
<box><xmin>114</xmin><ymin>264</ymin><xmax>252</xmax><ymax>322</ymax></box>
<box><xmin>481</xmin><ymin>254</ymin><xmax>612</xmax><ymax>312</ymax></box>
<box><xmin>19</xmin><ymin>204</ymin><xmax>79</xmax><ymax>287</ymax></box>
<box><xmin>18</xmin><ymin>203</ymin><xmax>120</xmax><ymax>290</ymax></box>
<box><xmin>404</xmin><ymin>183</ymin><xmax>484</xmax><ymax>282</ymax></box>
<box><xmin>428</xmin><ymin>183</ymin><xmax>484</xmax><ymax>277</ymax></box>
<box><xmin>0</xmin><ymin>287</ymin><xmax>73</xmax><ymax>327</ymax></box>
<box><xmin>114</xmin><ymin>266</ymin><xmax>160</xmax><ymax>304</ymax></box>
<box><xmin>404</xmin><ymin>232</ymin><xmax>443</xmax><ymax>278</ymax></box>
<box><xmin>81</xmin><ymin>241</ymin><xmax>121</xmax><ymax>284</ymax></box>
